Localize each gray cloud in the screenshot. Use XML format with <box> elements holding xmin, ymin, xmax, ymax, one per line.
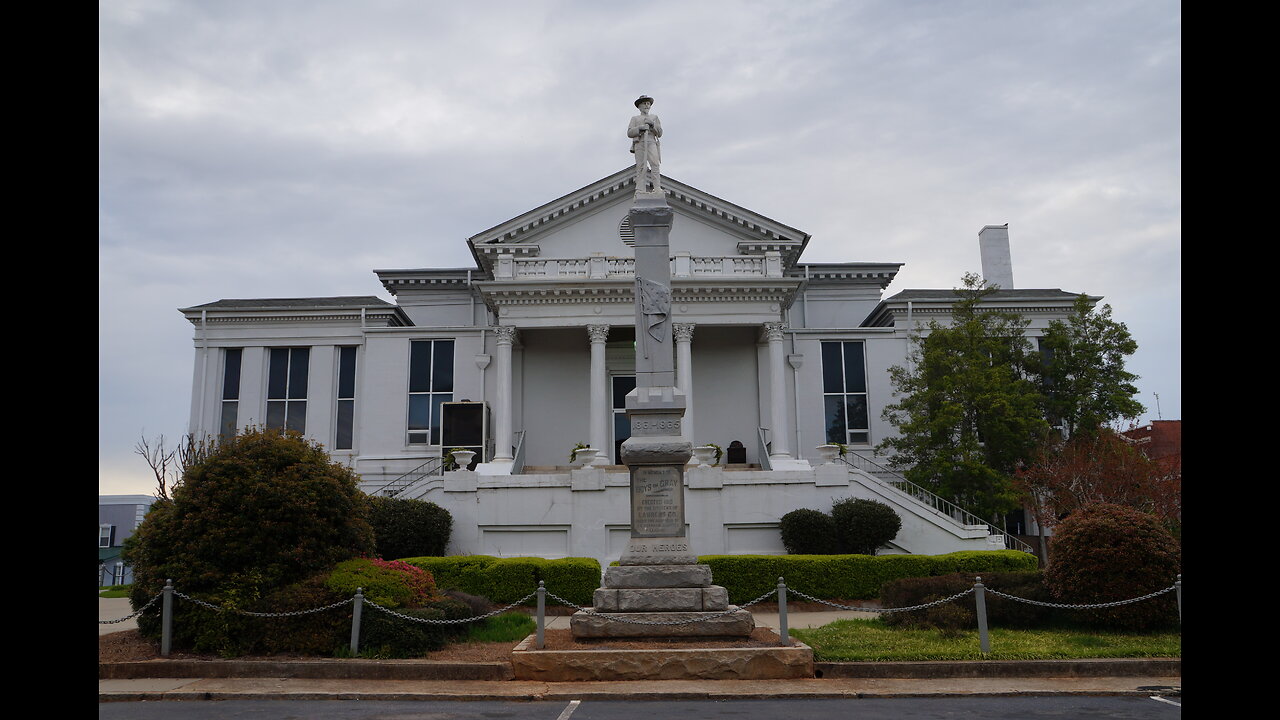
<box><xmin>100</xmin><ymin>0</ymin><xmax>1180</xmax><ymax>493</ymax></box>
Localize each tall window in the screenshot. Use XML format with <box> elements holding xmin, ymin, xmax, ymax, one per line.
<box><xmin>335</xmin><ymin>346</ymin><xmax>357</xmax><ymax>450</ymax></box>
<box><xmin>219</xmin><ymin>348</ymin><xmax>242</xmax><ymax>438</ymax></box>
<box><xmin>408</xmin><ymin>340</ymin><xmax>454</xmax><ymax>445</ymax></box>
<box><xmin>822</xmin><ymin>340</ymin><xmax>870</xmax><ymax>445</ymax></box>
<box><xmin>267</xmin><ymin>347</ymin><xmax>309</xmax><ymax>433</ymax></box>
<box><xmin>99</xmin><ymin>524</ymin><xmax>115</xmax><ymax>548</ymax></box>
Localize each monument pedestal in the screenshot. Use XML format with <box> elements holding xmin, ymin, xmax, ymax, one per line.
<box><xmin>570</xmin><ymin>138</ymin><xmax>754</xmax><ymax>641</ymax></box>
<box><xmin>569</xmin><ymin>562</ymin><xmax>755</xmax><ymax>638</ymax></box>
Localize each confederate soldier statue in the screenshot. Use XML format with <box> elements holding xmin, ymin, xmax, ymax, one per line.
<box><xmin>628</xmin><ymin>95</ymin><xmax>662</xmax><ymax>193</ymax></box>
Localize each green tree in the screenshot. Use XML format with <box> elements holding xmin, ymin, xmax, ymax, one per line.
<box><xmin>880</xmin><ymin>273</ymin><xmax>1048</xmax><ymax>520</ymax></box>
<box><xmin>1037</xmin><ymin>294</ymin><xmax>1144</xmax><ymax>439</ymax></box>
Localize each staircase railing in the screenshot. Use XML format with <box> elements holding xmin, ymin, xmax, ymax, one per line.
<box><xmin>839</xmin><ymin>451</ymin><xmax>1035</xmax><ymax>554</ymax></box>
<box><xmin>370</xmin><ymin>456</ymin><xmax>445</xmax><ymax>498</ymax></box>
<box><xmin>512</xmin><ymin>430</ymin><xmax>527</xmax><ymax>474</ymax></box>
<box><xmin>757</xmin><ymin>427</ymin><xmax>773</xmax><ymax>471</ymax></box>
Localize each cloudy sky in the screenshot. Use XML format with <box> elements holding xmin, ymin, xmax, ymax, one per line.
<box><xmin>99</xmin><ymin>0</ymin><xmax>1181</xmax><ymax>495</ymax></box>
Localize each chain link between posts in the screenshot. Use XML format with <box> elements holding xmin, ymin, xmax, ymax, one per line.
<box><xmin>173</xmin><ymin>591</ymin><xmax>356</xmax><ymax>617</ymax></box>
<box><xmin>98</xmin><ymin>591</ymin><xmax>163</xmax><ymax>624</ymax></box>
<box><xmin>363</xmin><ymin>591</ymin><xmax>539</xmax><ymax>625</ymax></box>
<box><xmin>786</xmin><ymin>586</ymin><xmax>976</xmax><ymax>614</ymax></box>
<box><xmin>984</xmin><ymin>584</ymin><xmax>1176</xmax><ymax>609</ymax></box>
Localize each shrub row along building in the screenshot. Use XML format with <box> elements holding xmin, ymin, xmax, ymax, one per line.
<box><xmin>181</xmin><ymin>167</ymin><xmax>1084</xmax><ymax>565</ymax></box>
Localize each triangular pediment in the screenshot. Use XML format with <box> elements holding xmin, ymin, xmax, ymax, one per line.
<box><xmin>467</xmin><ymin>168</ymin><xmax>810</xmax><ymax>276</ymax></box>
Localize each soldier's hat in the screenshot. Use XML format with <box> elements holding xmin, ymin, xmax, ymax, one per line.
<box><xmin>634</xmin><ymin>95</ymin><xmax>655</xmax><ymax>108</ymax></box>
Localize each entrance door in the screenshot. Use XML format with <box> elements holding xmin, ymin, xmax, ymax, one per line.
<box><xmin>611</xmin><ymin>375</ymin><xmax>636</xmax><ymax>463</ymax></box>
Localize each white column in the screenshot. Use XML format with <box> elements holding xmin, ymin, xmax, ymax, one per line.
<box><xmin>491</xmin><ymin>325</ymin><xmax>518</xmax><ymax>463</ymax></box>
<box><xmin>587</xmin><ymin>324</ymin><xmax>610</xmax><ymax>465</ymax></box>
<box><xmin>673</xmin><ymin>323</ymin><xmax>695</xmax><ymax>445</ymax></box>
<box><xmin>763</xmin><ymin>321</ymin><xmax>797</xmax><ymax>464</ymax></box>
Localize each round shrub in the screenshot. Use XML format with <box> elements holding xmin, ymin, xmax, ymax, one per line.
<box><xmin>123</xmin><ymin>428</ymin><xmax>376</xmax><ymax>653</ymax></box>
<box><xmin>367</xmin><ymin>496</ymin><xmax>453</xmax><ymax>560</ymax></box>
<box><xmin>830</xmin><ymin>498</ymin><xmax>902</xmax><ymax>555</ymax></box>
<box><xmin>1045</xmin><ymin>503</ymin><xmax>1180</xmax><ymax>631</ymax></box>
<box><xmin>779</xmin><ymin>508</ymin><xmax>837</xmax><ymax>554</ymax></box>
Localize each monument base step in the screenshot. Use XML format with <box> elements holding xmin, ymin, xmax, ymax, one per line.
<box><xmin>603</xmin><ymin>563</ymin><xmax>712</xmax><ymax>588</ymax></box>
<box><xmin>569</xmin><ymin>607</ymin><xmax>755</xmax><ymax>638</ymax></box>
<box><xmin>593</xmin><ymin>585</ymin><xmax>729</xmax><ymax>611</ymax></box>
<box><xmin>512</xmin><ymin>633</ymin><xmax>813</xmax><ymax>681</ymax></box>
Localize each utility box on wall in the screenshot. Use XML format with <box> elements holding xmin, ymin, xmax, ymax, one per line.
<box><xmin>441</xmin><ymin>401</ymin><xmax>489</xmax><ymax>468</ymax></box>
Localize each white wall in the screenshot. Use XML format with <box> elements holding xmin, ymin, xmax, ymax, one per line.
<box><xmin>518</xmin><ymin>328</ymin><xmax>594</xmax><ymax>467</ymax></box>
<box><xmin>379</xmin><ymin>464</ymin><xmax>998</xmax><ymax>568</ymax></box>
<box><xmin>690</xmin><ymin>326</ymin><xmax>762</xmax><ymax>463</ymax></box>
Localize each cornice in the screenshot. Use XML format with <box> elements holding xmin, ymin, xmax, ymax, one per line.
<box><xmin>474</xmin><ymin>278</ymin><xmax>801</xmax><ymax>310</ymax></box>
<box><xmin>861</xmin><ymin>295</ymin><xmax>1086</xmax><ymax>328</ymax></box>
<box><xmin>184</xmin><ymin>310</ymin><xmax>410</xmax><ymax>327</ymax></box>
<box><xmin>791</xmin><ymin>263</ymin><xmax>903</xmax><ymax>290</ymax></box>
<box><xmin>375</xmin><ymin>269</ymin><xmax>487</xmax><ymax>296</ymax></box>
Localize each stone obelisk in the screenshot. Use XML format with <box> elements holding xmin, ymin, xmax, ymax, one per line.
<box><xmin>570</xmin><ymin>97</ymin><xmax>754</xmax><ymax>638</ymax></box>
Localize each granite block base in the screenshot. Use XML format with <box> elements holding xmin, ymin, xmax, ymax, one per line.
<box><xmin>569</xmin><ymin>607</ymin><xmax>755</xmax><ymax>638</ymax></box>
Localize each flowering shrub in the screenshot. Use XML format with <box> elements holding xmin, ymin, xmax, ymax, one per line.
<box><xmin>325</xmin><ymin>557</ymin><xmax>442</xmax><ymax>608</ymax></box>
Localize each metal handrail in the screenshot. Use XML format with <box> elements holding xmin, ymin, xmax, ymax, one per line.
<box><xmin>369</xmin><ymin>456</ymin><xmax>445</xmax><ymax>498</ymax></box>
<box><xmin>511</xmin><ymin>430</ymin><xmax>526</xmax><ymax>474</ymax></box>
<box><xmin>838</xmin><ymin>452</ymin><xmax>1035</xmax><ymax>554</ymax></box>
<box><xmin>757</xmin><ymin>427</ymin><xmax>773</xmax><ymax>471</ymax></box>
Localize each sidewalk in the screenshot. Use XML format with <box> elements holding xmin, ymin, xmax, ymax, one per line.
<box><xmin>99</xmin><ymin>675</ymin><xmax>1182</xmax><ymax>701</ymax></box>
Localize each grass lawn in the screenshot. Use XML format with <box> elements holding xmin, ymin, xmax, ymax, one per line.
<box><xmin>463</xmin><ymin>612</ymin><xmax>535</xmax><ymax>643</ymax></box>
<box><xmin>790</xmin><ymin>618</ymin><xmax>1180</xmax><ymax>662</ymax></box>
<box><xmin>99</xmin><ymin>585</ymin><xmax>132</xmax><ymax>598</ymax></box>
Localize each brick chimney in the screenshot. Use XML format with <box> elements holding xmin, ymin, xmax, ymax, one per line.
<box><xmin>978</xmin><ymin>224</ymin><xmax>1014</xmax><ymax>290</ymax></box>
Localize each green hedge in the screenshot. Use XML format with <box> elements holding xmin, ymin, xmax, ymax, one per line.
<box><xmin>699</xmin><ymin>550</ymin><xmax>1037</xmax><ymax>603</ymax></box>
<box><xmin>402</xmin><ymin>555</ymin><xmax>601</xmax><ymax>607</ymax></box>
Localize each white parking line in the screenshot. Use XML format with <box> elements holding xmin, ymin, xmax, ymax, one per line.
<box><xmin>556</xmin><ymin>699</ymin><xmax>582</xmax><ymax>719</ymax></box>
<box><xmin>1150</xmin><ymin>695</ymin><xmax>1181</xmax><ymax>707</ymax></box>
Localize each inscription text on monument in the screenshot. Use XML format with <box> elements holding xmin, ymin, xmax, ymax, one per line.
<box><xmin>630</xmin><ymin>466</ymin><xmax>685</xmax><ymax>537</ymax></box>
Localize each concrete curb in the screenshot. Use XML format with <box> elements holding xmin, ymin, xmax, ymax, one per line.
<box><xmin>98</xmin><ymin>676</ymin><xmax>1184</xmax><ymax>703</ymax></box>
<box><xmin>816</xmin><ymin>658</ymin><xmax>1181</xmax><ymax>679</ymax></box>
<box><xmin>101</xmin><ymin>657</ymin><xmax>1179</xmax><ymax>682</ymax></box>
<box><xmin>99</xmin><ymin>660</ymin><xmax>514</xmax><ymax>681</ymax></box>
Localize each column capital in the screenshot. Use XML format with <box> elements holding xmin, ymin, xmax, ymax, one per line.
<box><xmin>586</xmin><ymin>324</ymin><xmax>611</xmax><ymax>344</ymax></box>
<box><xmin>761</xmin><ymin>322</ymin><xmax>786</xmax><ymax>343</ymax></box>
<box><xmin>493</xmin><ymin>325</ymin><xmax>519</xmax><ymax>345</ymax></box>
<box><xmin>672</xmin><ymin>322</ymin><xmax>696</xmax><ymax>343</ymax></box>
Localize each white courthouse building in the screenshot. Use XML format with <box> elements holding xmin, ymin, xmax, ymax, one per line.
<box><xmin>181</xmin><ymin>167</ymin><xmax>1083</xmax><ymax>565</ymax></box>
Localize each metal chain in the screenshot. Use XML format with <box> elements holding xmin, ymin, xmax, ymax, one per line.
<box><xmin>173</xmin><ymin>590</ymin><xmax>355</xmax><ymax>617</ymax></box>
<box><xmin>114</xmin><ymin>578</ymin><xmax>1174</xmax><ymax>629</ymax></box>
<box><xmin>786</xmin><ymin>586</ymin><xmax>975</xmax><ymax>614</ymax></box>
<box><xmin>985</xmin><ymin>584</ymin><xmax>1176</xmax><ymax>609</ymax></box>
<box><xmin>98</xmin><ymin>592</ymin><xmax>163</xmax><ymax>624</ymax></box>
<box><xmin>363</xmin><ymin>591</ymin><xmax>539</xmax><ymax>625</ymax></box>
<box><xmin>541</xmin><ymin>588</ymin><xmax>777</xmax><ymax>626</ymax></box>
